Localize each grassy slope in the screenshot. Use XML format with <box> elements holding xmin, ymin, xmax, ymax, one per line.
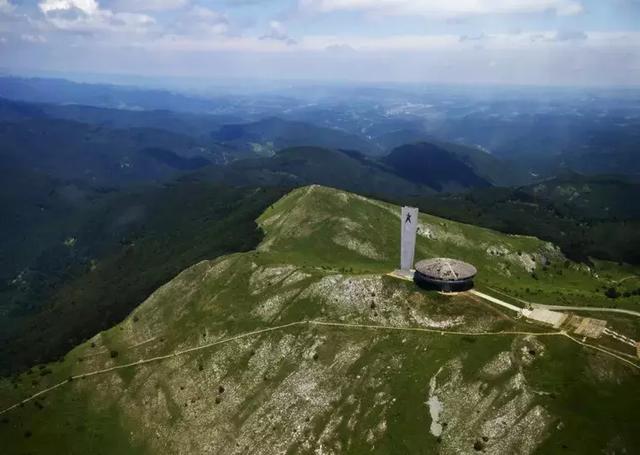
<box><xmin>0</xmin><ymin>181</ymin><xmax>287</xmax><ymax>374</ymax></box>
<box><xmin>410</xmin><ymin>176</ymin><xmax>640</xmax><ymax>266</ymax></box>
<box><xmin>212</xmin><ymin>118</ymin><xmax>380</xmax><ymax>156</ymax></box>
<box><xmin>381</xmin><ymin>143</ymin><xmax>491</xmax><ymax>192</ymax></box>
<box><xmin>200</xmin><ymin>146</ymin><xmax>433</xmax><ymax>197</ymax></box>
<box><xmin>374</xmin><ymin>129</ymin><xmax>531</xmax><ymax>187</ymax></box>
<box><xmin>0</xmin><ymin>185</ymin><xmax>638</xmax><ymax>454</ymax></box>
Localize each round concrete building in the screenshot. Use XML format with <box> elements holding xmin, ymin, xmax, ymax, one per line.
<box><xmin>414</xmin><ymin>258</ymin><xmax>477</xmax><ymax>292</ymax></box>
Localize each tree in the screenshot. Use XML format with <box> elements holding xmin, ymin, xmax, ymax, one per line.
<box><xmin>604</xmin><ymin>287</ymin><xmax>619</xmax><ymax>299</ymax></box>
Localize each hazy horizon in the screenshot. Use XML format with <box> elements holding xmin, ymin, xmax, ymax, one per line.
<box><xmin>3</xmin><ymin>67</ymin><xmax>640</xmax><ymax>95</ymax></box>
<box><xmin>1</xmin><ymin>0</ymin><xmax>639</xmax><ymax>87</ymax></box>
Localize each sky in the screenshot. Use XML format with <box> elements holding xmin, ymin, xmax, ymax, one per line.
<box><xmin>0</xmin><ymin>0</ymin><xmax>639</xmax><ymax>86</ymax></box>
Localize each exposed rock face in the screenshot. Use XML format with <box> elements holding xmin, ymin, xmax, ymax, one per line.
<box><xmin>1</xmin><ymin>185</ymin><xmax>638</xmax><ymax>455</ymax></box>
<box><xmin>428</xmin><ymin>344</ymin><xmax>552</xmax><ymax>455</ymax></box>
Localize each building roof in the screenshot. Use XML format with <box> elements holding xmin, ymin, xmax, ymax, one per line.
<box><xmin>414</xmin><ymin>258</ymin><xmax>477</xmax><ymax>281</ymax></box>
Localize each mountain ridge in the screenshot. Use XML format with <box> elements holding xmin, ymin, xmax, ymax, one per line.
<box><xmin>1</xmin><ymin>185</ymin><xmax>638</xmax><ymax>454</ymax></box>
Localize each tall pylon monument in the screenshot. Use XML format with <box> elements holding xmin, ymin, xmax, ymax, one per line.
<box><xmin>400</xmin><ymin>206</ymin><xmax>419</xmax><ymax>272</ymax></box>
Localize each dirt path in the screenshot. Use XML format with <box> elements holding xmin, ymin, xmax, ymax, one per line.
<box><xmin>562</xmin><ymin>333</ymin><xmax>640</xmax><ymax>370</ymax></box>
<box><xmin>308</xmin><ymin>320</ymin><xmax>551</xmax><ymax>337</ymax></box>
<box><xmin>0</xmin><ymin>322</ymin><xmax>302</xmax><ymax>416</ymax></box>
<box><xmin>613</xmin><ymin>275</ymin><xmax>639</xmax><ymax>285</ymax></box>
<box><xmin>2</xmin><ymin>318</ymin><xmax>639</xmax><ymax>416</ymax></box>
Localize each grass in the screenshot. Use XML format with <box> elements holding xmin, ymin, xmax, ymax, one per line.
<box><xmin>0</xmin><ymin>182</ymin><xmax>287</xmax><ymax>374</ymax></box>
<box><xmin>408</xmin><ymin>176</ymin><xmax>640</xmax><ymax>265</ymax></box>
<box><xmin>528</xmin><ymin>337</ymin><xmax>640</xmax><ymax>454</ymax></box>
<box><xmin>0</xmin><ymin>185</ymin><xmax>638</xmax><ymax>454</ymax></box>
<box><xmin>1</xmin><ymin>370</ymin><xmax>146</xmax><ymax>455</ymax></box>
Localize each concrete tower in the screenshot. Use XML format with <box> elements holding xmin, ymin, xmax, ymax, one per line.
<box><xmin>400</xmin><ymin>206</ymin><xmax>419</xmax><ymax>271</ymax></box>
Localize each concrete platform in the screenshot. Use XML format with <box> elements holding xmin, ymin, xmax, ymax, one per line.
<box><xmin>566</xmin><ymin>315</ymin><xmax>607</xmax><ymax>338</ymax></box>
<box><xmin>522</xmin><ymin>308</ymin><xmax>568</xmax><ymax>328</ymax></box>
<box><xmin>389</xmin><ymin>269</ymin><xmax>415</xmax><ymax>281</ymax></box>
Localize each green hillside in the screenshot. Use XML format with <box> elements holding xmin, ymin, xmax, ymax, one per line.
<box><xmin>381</xmin><ymin>143</ymin><xmax>492</xmax><ymax>191</ymax></box>
<box><xmin>211</xmin><ymin>117</ymin><xmax>380</xmax><ymax>155</ymax></box>
<box><xmin>0</xmin><ymin>177</ymin><xmax>286</xmax><ymax>374</ymax></box>
<box><xmin>1</xmin><ymin>186</ymin><xmax>638</xmax><ymax>454</ymax></box>
<box><xmin>412</xmin><ymin>174</ymin><xmax>640</xmax><ymax>265</ymax></box>
<box><xmin>0</xmin><ymin>118</ymin><xmax>225</xmax><ymax>185</ymax></box>
<box><xmin>374</xmin><ymin>132</ymin><xmax>532</xmax><ymax>187</ymax></box>
<box><xmin>199</xmin><ymin>146</ymin><xmax>434</xmax><ymax>196</ymax></box>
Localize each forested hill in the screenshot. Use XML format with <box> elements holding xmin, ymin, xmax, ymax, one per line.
<box><xmin>409</xmin><ymin>175</ymin><xmax>640</xmax><ymax>264</ymax></box>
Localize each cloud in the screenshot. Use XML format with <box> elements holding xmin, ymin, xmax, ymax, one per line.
<box><xmin>0</xmin><ymin>0</ymin><xmax>14</xmax><ymax>14</ymax></box>
<box><xmin>168</xmin><ymin>6</ymin><xmax>229</xmax><ymax>37</ymax></box>
<box><xmin>459</xmin><ymin>33</ymin><xmax>486</xmax><ymax>42</ymax></box>
<box><xmin>553</xmin><ymin>30</ymin><xmax>588</xmax><ymax>41</ymax></box>
<box><xmin>298</xmin><ymin>31</ymin><xmax>638</xmax><ymax>53</ymax></box>
<box><xmin>108</xmin><ymin>0</ymin><xmax>189</xmax><ymax>12</ymax></box>
<box><xmin>188</xmin><ymin>5</ymin><xmax>225</xmax><ymax>21</ymax></box>
<box><xmin>325</xmin><ymin>43</ymin><xmax>357</xmax><ymax>53</ymax></box>
<box><xmin>2</xmin><ymin>0</ymin><xmax>637</xmax><ymax>86</ymax></box>
<box><xmin>21</xmin><ymin>33</ymin><xmax>47</xmax><ymax>43</ymax></box>
<box><xmin>38</xmin><ymin>0</ymin><xmax>154</xmax><ymax>35</ymax></box>
<box><xmin>299</xmin><ymin>0</ymin><xmax>584</xmax><ymax>17</ymax></box>
<box><xmin>260</xmin><ymin>20</ymin><xmax>296</xmax><ymax>45</ymax></box>
<box><xmin>133</xmin><ymin>30</ymin><xmax>638</xmax><ymax>55</ymax></box>
<box><xmin>39</xmin><ymin>0</ymin><xmax>99</xmax><ymax>15</ymax></box>
<box><xmin>528</xmin><ymin>30</ymin><xmax>588</xmax><ymax>43</ymax></box>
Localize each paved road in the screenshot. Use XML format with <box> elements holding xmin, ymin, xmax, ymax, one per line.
<box><xmin>469</xmin><ymin>289</ymin><xmax>523</xmax><ymax>313</ymax></box>
<box><xmin>531</xmin><ymin>304</ymin><xmax>640</xmax><ymax>319</ymax></box>
<box><xmin>485</xmin><ymin>286</ymin><xmax>640</xmax><ymax>319</ymax></box>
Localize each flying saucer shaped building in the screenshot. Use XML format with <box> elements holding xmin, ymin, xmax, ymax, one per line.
<box><xmin>414</xmin><ymin>258</ymin><xmax>477</xmax><ymax>292</ymax></box>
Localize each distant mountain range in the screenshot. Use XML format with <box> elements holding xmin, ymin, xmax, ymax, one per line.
<box><xmin>211</xmin><ymin>117</ymin><xmax>380</xmax><ymax>155</ymax></box>
<box><xmin>1</xmin><ymin>77</ymin><xmax>639</xmax><ymax>379</ymax></box>
<box><xmin>0</xmin><ymin>76</ymin><xmax>221</xmax><ymax>113</ymax></box>
<box><xmin>413</xmin><ymin>111</ymin><xmax>640</xmax><ymax>179</ymax></box>
<box><xmin>0</xmin><ymin>96</ymin><xmax>518</xmax><ymax>192</ymax></box>
<box><xmin>0</xmin><ymin>95</ymin><xmax>515</xmax><ymax>372</ymax></box>
<box><xmin>197</xmin><ymin>145</ymin><xmax>498</xmax><ymax>196</ymax></box>
<box><xmin>2</xmin><ymin>76</ymin><xmax>639</xmax><ymax>180</ymax></box>
<box><xmin>0</xmin><ymin>117</ymin><xmax>227</xmax><ymax>185</ymax></box>
<box><xmin>381</xmin><ymin>143</ymin><xmax>491</xmax><ymax>191</ymax></box>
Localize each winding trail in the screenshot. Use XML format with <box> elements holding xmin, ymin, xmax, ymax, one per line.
<box><xmin>0</xmin><ymin>322</ymin><xmax>302</xmax><ymax>416</ymax></box>
<box><xmin>2</xmin><ymin>318</ymin><xmax>639</xmax><ymax>416</ymax></box>
<box><xmin>563</xmin><ymin>333</ymin><xmax>640</xmax><ymax>370</ymax></box>
<box><xmin>613</xmin><ymin>275</ymin><xmax>639</xmax><ymax>285</ymax></box>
